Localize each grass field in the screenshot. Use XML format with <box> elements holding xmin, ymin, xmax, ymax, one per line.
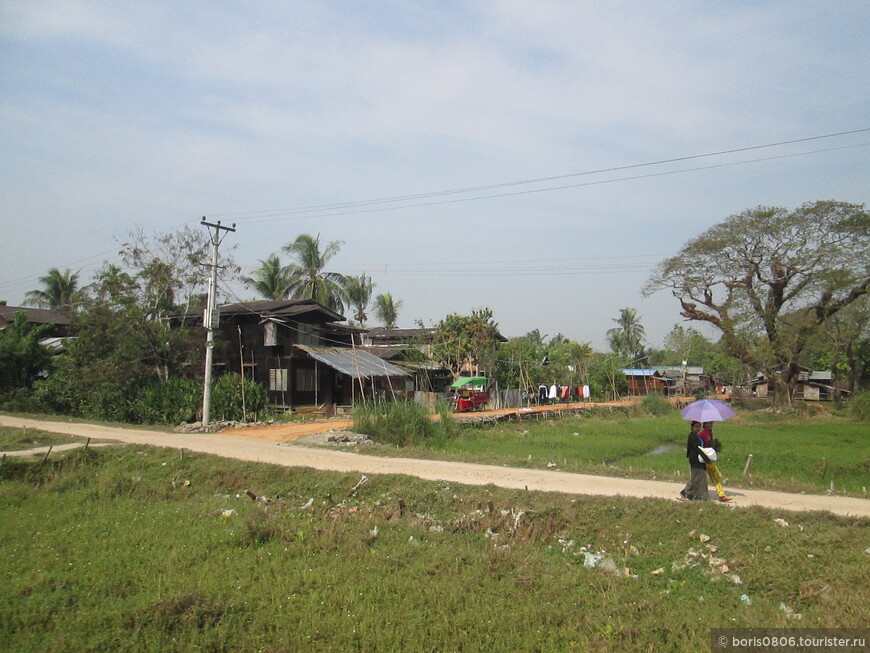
<box><xmin>353</xmin><ymin>411</ymin><xmax>870</xmax><ymax>497</ymax></box>
<box><xmin>1</xmin><ymin>416</ymin><xmax>868</xmax><ymax>652</ymax></box>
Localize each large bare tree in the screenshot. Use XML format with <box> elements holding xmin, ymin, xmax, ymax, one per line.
<box><xmin>644</xmin><ymin>200</ymin><xmax>870</xmax><ymax>407</ymax></box>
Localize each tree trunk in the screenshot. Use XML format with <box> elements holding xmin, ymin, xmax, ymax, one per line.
<box><xmin>771</xmin><ymin>374</ymin><xmax>794</xmax><ymax>409</ymax></box>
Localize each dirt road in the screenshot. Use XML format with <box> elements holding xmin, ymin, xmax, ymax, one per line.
<box><xmin>2</xmin><ymin>415</ymin><xmax>867</xmax><ymax>518</ymax></box>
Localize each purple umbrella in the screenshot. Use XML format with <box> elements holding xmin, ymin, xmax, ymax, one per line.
<box><xmin>680</xmin><ymin>399</ymin><xmax>736</xmax><ymax>422</ymax></box>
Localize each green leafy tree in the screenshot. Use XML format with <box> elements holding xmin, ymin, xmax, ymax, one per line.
<box><xmin>549</xmin><ymin>339</ymin><xmax>595</xmax><ymax>386</ymax></box>
<box><xmin>25</xmin><ymin>268</ymin><xmax>80</xmax><ymax>311</ymax></box>
<box><xmin>432</xmin><ymin>309</ymin><xmax>501</xmax><ymax>379</ymax></box>
<box><xmin>588</xmin><ymin>353</ymin><xmax>629</xmax><ymax>400</ymax></box>
<box><xmin>36</xmin><ymin>302</ymin><xmax>152</xmax><ymax>421</ymax></box>
<box><xmin>495</xmin><ymin>332</ymin><xmax>594</xmax><ymax>392</ymax></box>
<box><xmin>117</xmin><ymin>226</ymin><xmax>238</xmax><ymax>380</ymax></box>
<box><xmin>701</xmin><ymin>344</ymin><xmax>753</xmax><ymax>386</ymax></box>
<box><xmin>525</xmin><ymin>329</ymin><xmax>547</xmax><ymax>347</ymax></box>
<box><xmin>0</xmin><ymin>311</ymin><xmax>53</xmax><ymax>392</ymax></box>
<box><xmin>645</xmin><ymin>201</ymin><xmax>870</xmax><ymax>407</ymax></box>
<box><xmin>661</xmin><ymin>325</ymin><xmax>710</xmax><ymax>366</ymax></box>
<box><xmin>282</xmin><ymin>234</ymin><xmax>348</xmax><ymax>313</ymax></box>
<box><xmin>242</xmin><ymin>254</ymin><xmax>294</xmax><ymax>300</ymax></box>
<box><xmin>802</xmin><ymin>294</ymin><xmax>870</xmax><ymax>393</ymax></box>
<box><xmin>606</xmin><ymin>308</ymin><xmax>646</xmax><ymax>361</ymax></box>
<box><xmin>344</xmin><ymin>273</ymin><xmax>376</xmax><ymax>325</ymax></box>
<box><xmin>374</xmin><ymin>293</ymin><xmax>402</xmax><ymax>328</ymax></box>
<box><xmin>92</xmin><ymin>264</ymin><xmax>137</xmax><ymax>308</ymax></box>
<box><xmin>88</xmin><ymin>257</ymin><xmax>202</xmax><ymax>383</ymax></box>
<box><xmin>494</xmin><ymin>335</ymin><xmax>541</xmax><ymax>390</ymax></box>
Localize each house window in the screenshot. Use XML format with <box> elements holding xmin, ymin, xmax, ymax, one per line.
<box><xmin>269</xmin><ymin>368</ymin><xmax>288</xmax><ymax>392</ymax></box>
<box><xmin>264</xmin><ymin>322</ymin><xmax>278</xmax><ymax>347</ymax></box>
<box><xmin>296</xmin><ymin>368</ymin><xmax>315</xmax><ymax>392</ymax></box>
<box><xmin>297</xmin><ymin>323</ymin><xmax>320</xmax><ymax>346</ymax></box>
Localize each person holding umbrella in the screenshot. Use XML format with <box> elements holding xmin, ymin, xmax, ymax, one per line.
<box><xmin>683</xmin><ymin>420</ymin><xmax>711</xmax><ymax>500</ymax></box>
<box><xmin>701</xmin><ymin>421</ymin><xmax>732</xmax><ymax>502</ymax></box>
<box><xmin>678</xmin><ymin>399</ymin><xmax>737</xmax><ymax>502</ymax></box>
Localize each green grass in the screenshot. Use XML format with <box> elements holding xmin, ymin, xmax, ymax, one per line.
<box><xmin>0</xmin><ymin>426</ymin><xmax>90</xmax><ymax>451</ymax></box>
<box><xmin>337</xmin><ymin>412</ymin><xmax>870</xmax><ymax>496</ymax></box>
<box><xmin>0</xmin><ymin>411</ymin><xmax>176</xmax><ymax>432</ymax></box>
<box><xmin>1</xmin><ymin>441</ymin><xmax>868</xmax><ymax>652</ymax></box>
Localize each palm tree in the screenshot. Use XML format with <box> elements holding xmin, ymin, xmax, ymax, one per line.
<box><xmin>344</xmin><ymin>273</ymin><xmax>375</xmax><ymax>325</ymax></box>
<box><xmin>374</xmin><ymin>293</ymin><xmax>402</xmax><ymax>328</ymax></box>
<box><xmin>282</xmin><ymin>234</ymin><xmax>348</xmax><ymax>313</ymax></box>
<box><xmin>241</xmin><ymin>254</ymin><xmax>294</xmax><ymax>300</ymax></box>
<box><xmin>92</xmin><ymin>264</ymin><xmax>136</xmax><ymax>306</ymax></box>
<box><xmin>606</xmin><ymin>307</ymin><xmax>646</xmax><ymax>361</ymax></box>
<box><xmin>25</xmin><ymin>268</ymin><xmax>80</xmax><ymax>311</ymax></box>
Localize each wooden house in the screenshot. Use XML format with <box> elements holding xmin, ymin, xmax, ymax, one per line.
<box><xmin>652</xmin><ymin>366</ymin><xmax>716</xmax><ymax>395</ymax></box>
<box><xmin>748</xmin><ymin>368</ymin><xmax>844</xmax><ymax>402</ymax></box>
<box><xmin>620</xmin><ymin>368</ymin><xmax>673</xmax><ymax>396</ymax></box>
<box><xmin>0</xmin><ymin>304</ymin><xmax>73</xmax><ymax>352</ymax></box>
<box><xmin>0</xmin><ymin>304</ymin><xmax>72</xmax><ymax>337</ymax></box>
<box><xmin>213</xmin><ymin>299</ymin><xmax>407</xmax><ymax>411</ymax></box>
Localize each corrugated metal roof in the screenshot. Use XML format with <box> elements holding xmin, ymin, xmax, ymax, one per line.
<box><xmin>621</xmin><ymin>369</ymin><xmax>660</xmax><ymax>377</ymax></box>
<box><xmin>394</xmin><ymin>361</ymin><xmax>448</xmax><ymax>372</ymax></box>
<box><xmin>654</xmin><ymin>366</ymin><xmax>705</xmax><ymax>376</ymax></box>
<box><xmin>366</xmin><ymin>327</ymin><xmax>436</xmax><ymax>340</ymax></box>
<box><xmin>39</xmin><ymin>336</ymin><xmax>74</xmax><ymax>352</ymax></box>
<box><xmin>296</xmin><ymin>345</ymin><xmax>408</xmax><ymax>379</ymax></box>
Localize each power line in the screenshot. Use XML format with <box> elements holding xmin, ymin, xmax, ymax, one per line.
<box><xmin>232</xmin><ymin>141</ymin><xmax>870</xmax><ymax>225</ymax></box>
<box><xmin>3</xmin><ymin>128</ymin><xmax>867</xmax><ymax>298</ymax></box>
<box><xmin>208</xmin><ymin>128</ymin><xmax>870</xmax><ymax>222</ymax></box>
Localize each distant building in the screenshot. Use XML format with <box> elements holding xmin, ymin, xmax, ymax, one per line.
<box><xmin>0</xmin><ymin>304</ymin><xmax>74</xmax><ymax>352</ymax></box>
<box><xmin>620</xmin><ymin>369</ymin><xmax>672</xmax><ymax>396</ymax></box>
<box><xmin>746</xmin><ymin>368</ymin><xmax>845</xmax><ymax>402</ymax></box>
<box><xmin>652</xmin><ymin>366</ymin><xmax>716</xmax><ymax>395</ymax></box>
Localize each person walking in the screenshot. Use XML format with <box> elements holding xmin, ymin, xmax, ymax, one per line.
<box><xmin>682</xmin><ymin>421</ymin><xmax>711</xmax><ymax>501</ymax></box>
<box><xmin>701</xmin><ymin>422</ymin><xmax>732</xmax><ymax>502</ymax></box>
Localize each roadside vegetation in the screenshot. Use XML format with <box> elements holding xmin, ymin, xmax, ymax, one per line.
<box><xmin>1</xmin><ymin>437</ymin><xmax>867</xmax><ymax>652</ymax></box>
<box><xmin>352</xmin><ymin>399</ymin><xmax>460</xmax><ymax>446</ymax></box>
<box><xmin>348</xmin><ymin>403</ymin><xmax>870</xmax><ymax>496</ymax></box>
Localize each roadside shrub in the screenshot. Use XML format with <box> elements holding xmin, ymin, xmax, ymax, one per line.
<box><xmin>0</xmin><ymin>387</ymin><xmax>43</xmax><ymax>413</ymax></box>
<box><xmin>639</xmin><ymin>393</ymin><xmax>672</xmax><ymax>416</ymax></box>
<box><xmin>353</xmin><ymin>399</ymin><xmax>436</xmax><ymax>446</ymax></box>
<box><xmin>77</xmin><ymin>383</ymin><xmax>135</xmax><ymax>423</ymax></box>
<box><xmin>210</xmin><ymin>373</ymin><xmax>268</xmax><ymax>422</ymax></box>
<box><xmin>848</xmin><ymin>391</ymin><xmax>870</xmax><ymax>422</ymax></box>
<box><xmin>130</xmin><ymin>378</ymin><xmax>201</xmax><ymax>424</ymax></box>
<box><xmin>434</xmin><ymin>400</ymin><xmax>461</xmax><ymax>439</ymax></box>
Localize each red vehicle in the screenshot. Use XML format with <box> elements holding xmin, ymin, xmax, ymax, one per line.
<box><xmin>451</xmin><ymin>377</ymin><xmax>490</xmax><ymax>412</ymax></box>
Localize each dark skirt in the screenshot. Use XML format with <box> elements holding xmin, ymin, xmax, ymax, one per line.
<box><xmin>686</xmin><ymin>466</ymin><xmax>710</xmax><ymax>500</ymax></box>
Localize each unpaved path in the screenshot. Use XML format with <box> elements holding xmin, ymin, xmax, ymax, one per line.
<box><xmin>2</xmin><ymin>415</ymin><xmax>867</xmax><ymax>518</ymax></box>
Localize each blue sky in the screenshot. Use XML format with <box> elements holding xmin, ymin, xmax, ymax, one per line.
<box><xmin>2</xmin><ymin>1</ymin><xmax>868</xmax><ymax>350</ymax></box>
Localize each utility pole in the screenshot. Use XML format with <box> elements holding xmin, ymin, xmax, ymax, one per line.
<box><xmin>201</xmin><ymin>217</ymin><xmax>235</xmax><ymax>427</ymax></box>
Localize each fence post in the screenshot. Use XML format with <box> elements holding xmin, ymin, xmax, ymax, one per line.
<box><xmin>743</xmin><ymin>453</ymin><xmax>754</xmax><ymax>476</ymax></box>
